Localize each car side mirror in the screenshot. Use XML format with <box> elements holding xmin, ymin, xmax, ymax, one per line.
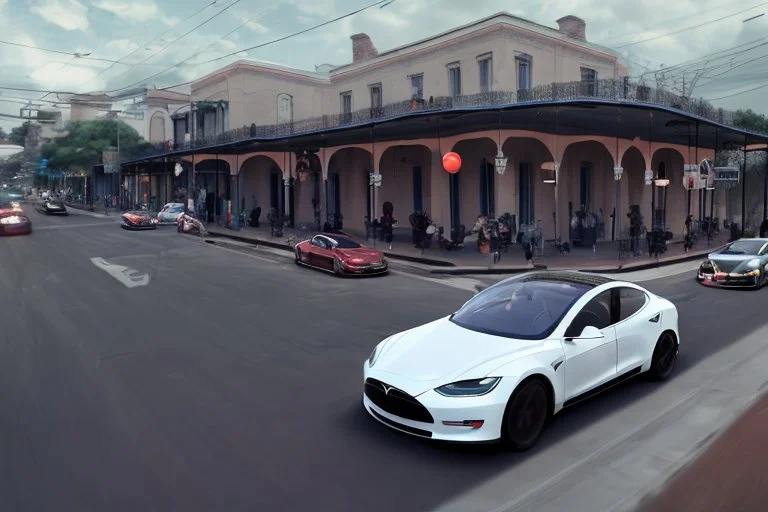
<box><xmin>577</xmin><ymin>325</ymin><xmax>604</xmax><ymax>339</ymax></box>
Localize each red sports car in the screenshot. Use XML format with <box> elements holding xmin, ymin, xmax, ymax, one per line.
<box><xmin>294</xmin><ymin>234</ymin><xmax>388</xmax><ymax>276</ymax></box>
<box><xmin>0</xmin><ymin>202</ymin><xmax>32</xmax><ymax>236</ymax></box>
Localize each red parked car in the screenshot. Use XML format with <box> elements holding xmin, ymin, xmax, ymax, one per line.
<box><xmin>294</xmin><ymin>234</ymin><xmax>388</xmax><ymax>276</ymax></box>
<box><xmin>0</xmin><ymin>200</ymin><xmax>32</xmax><ymax>236</ymax></box>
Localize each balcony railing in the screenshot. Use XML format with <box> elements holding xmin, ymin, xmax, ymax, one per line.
<box><xmin>124</xmin><ymin>78</ymin><xmax>744</xmax><ymax>163</ymax></box>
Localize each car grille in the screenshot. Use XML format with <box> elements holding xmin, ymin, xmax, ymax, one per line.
<box><xmin>364</xmin><ymin>378</ymin><xmax>434</xmax><ymax>424</ymax></box>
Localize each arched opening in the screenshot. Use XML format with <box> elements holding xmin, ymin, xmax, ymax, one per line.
<box><xmin>621</xmin><ymin>146</ymin><xmax>648</xmax><ymax>236</ymax></box>
<box><xmin>377</xmin><ymin>144</ymin><xmax>432</xmax><ymax>226</ymax></box>
<box><xmin>239</xmin><ymin>155</ymin><xmax>284</xmax><ymax>228</ymax></box>
<box><xmin>560</xmin><ymin>140</ymin><xmax>615</xmax><ymax>244</ymax></box>
<box><xmin>194</xmin><ymin>158</ymin><xmax>231</xmax><ymax>223</ymax></box>
<box><xmin>450</xmin><ymin>137</ymin><xmax>497</xmax><ymax>231</ymax></box>
<box><xmin>293</xmin><ymin>151</ymin><xmax>323</xmax><ymax>231</ymax></box>
<box><xmin>651</xmin><ymin>148</ymin><xmax>685</xmax><ymax>235</ymax></box>
<box><xmin>501</xmin><ymin>137</ymin><xmax>556</xmax><ymax>238</ymax></box>
<box><xmin>327</xmin><ymin>147</ymin><xmax>372</xmax><ymax>236</ymax></box>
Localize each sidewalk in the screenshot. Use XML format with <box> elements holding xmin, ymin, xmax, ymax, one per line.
<box><xmin>637</xmin><ymin>391</ymin><xmax>768</xmax><ymax>512</ymax></box>
<box><xmin>205</xmin><ymin>223</ymin><xmax>727</xmax><ymax>275</ymax></box>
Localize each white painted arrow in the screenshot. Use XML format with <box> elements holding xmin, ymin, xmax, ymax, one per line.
<box><xmin>90</xmin><ymin>257</ymin><xmax>150</xmax><ymax>288</ymax></box>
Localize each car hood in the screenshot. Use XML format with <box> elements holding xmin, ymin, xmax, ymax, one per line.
<box><xmin>0</xmin><ymin>207</ymin><xmax>25</xmax><ymax>216</ymax></box>
<box><xmin>336</xmin><ymin>248</ymin><xmax>382</xmax><ymax>261</ymax></box>
<box><xmin>708</xmin><ymin>252</ymin><xmax>762</xmax><ymax>273</ymax></box>
<box><xmin>372</xmin><ymin>317</ymin><xmax>545</xmax><ymax>396</ymax></box>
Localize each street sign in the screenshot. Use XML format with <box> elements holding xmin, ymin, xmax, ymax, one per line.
<box><xmin>39</xmin><ymin>158</ymin><xmax>48</xmax><ymax>169</ymax></box>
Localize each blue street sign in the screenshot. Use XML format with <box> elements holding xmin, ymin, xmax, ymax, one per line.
<box><xmin>39</xmin><ymin>158</ymin><xmax>48</xmax><ymax>169</ymax></box>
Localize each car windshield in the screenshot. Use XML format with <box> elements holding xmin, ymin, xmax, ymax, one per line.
<box><xmin>169</xmin><ymin>205</ymin><xmax>185</xmax><ymax>213</ymax></box>
<box><xmin>333</xmin><ymin>237</ymin><xmax>362</xmax><ymax>249</ymax></box>
<box><xmin>450</xmin><ymin>278</ymin><xmax>593</xmax><ymax>340</ymax></box>
<box><xmin>721</xmin><ymin>240</ymin><xmax>765</xmax><ymax>255</ymax></box>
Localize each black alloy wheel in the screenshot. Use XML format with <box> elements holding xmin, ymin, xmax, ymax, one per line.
<box><xmin>502</xmin><ymin>379</ymin><xmax>549</xmax><ymax>451</ymax></box>
<box><xmin>648</xmin><ymin>332</ymin><xmax>678</xmax><ymax>381</ymax></box>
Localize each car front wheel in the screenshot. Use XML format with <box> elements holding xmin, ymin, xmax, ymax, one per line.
<box><xmin>648</xmin><ymin>332</ymin><xmax>678</xmax><ymax>381</ymax></box>
<box><xmin>501</xmin><ymin>378</ymin><xmax>550</xmax><ymax>451</ymax></box>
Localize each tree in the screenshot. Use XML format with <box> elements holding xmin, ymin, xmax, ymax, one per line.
<box><xmin>8</xmin><ymin>122</ymin><xmax>32</xmax><ymax>147</ymax></box>
<box><xmin>40</xmin><ymin>119</ymin><xmax>151</xmax><ymax>171</ymax></box>
<box><xmin>732</xmin><ymin>109</ymin><xmax>768</xmax><ymax>134</ymax></box>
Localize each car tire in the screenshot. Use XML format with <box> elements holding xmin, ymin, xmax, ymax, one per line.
<box><xmin>647</xmin><ymin>331</ymin><xmax>678</xmax><ymax>381</ymax></box>
<box><xmin>501</xmin><ymin>378</ymin><xmax>550</xmax><ymax>452</ymax></box>
<box><xmin>333</xmin><ymin>258</ymin><xmax>344</xmax><ymax>276</ymax></box>
<box><xmin>295</xmin><ymin>249</ymin><xmax>302</xmax><ymax>265</ymax></box>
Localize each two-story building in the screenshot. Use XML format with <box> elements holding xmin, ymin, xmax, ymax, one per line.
<box><xmin>123</xmin><ymin>11</ymin><xmax>753</xmax><ymax>249</ymax></box>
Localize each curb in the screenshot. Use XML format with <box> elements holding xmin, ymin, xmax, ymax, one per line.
<box><xmin>208</xmin><ymin>229</ymin><xmax>720</xmax><ymax>275</ymax></box>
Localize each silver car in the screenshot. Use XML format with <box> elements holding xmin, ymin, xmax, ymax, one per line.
<box><xmin>156</xmin><ymin>202</ymin><xmax>186</xmax><ymax>224</ymax></box>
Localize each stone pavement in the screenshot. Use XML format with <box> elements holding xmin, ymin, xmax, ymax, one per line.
<box><xmin>637</xmin><ymin>391</ymin><xmax>768</xmax><ymax>512</ymax></box>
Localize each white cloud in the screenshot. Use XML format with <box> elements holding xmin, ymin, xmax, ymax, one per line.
<box><xmin>244</xmin><ymin>19</ymin><xmax>270</xmax><ymax>35</ymax></box>
<box><xmin>104</xmin><ymin>39</ymin><xmax>140</xmax><ymax>56</ymax></box>
<box><xmin>92</xmin><ymin>0</ymin><xmax>161</xmax><ymax>23</ymax></box>
<box><xmin>28</xmin><ymin>61</ymin><xmax>104</xmax><ymax>91</ymax></box>
<box><xmin>30</xmin><ymin>0</ymin><xmax>89</xmax><ymax>31</ymax></box>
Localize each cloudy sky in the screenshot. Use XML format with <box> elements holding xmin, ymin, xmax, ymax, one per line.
<box><xmin>1</xmin><ymin>0</ymin><xmax>768</xmax><ymax>131</ymax></box>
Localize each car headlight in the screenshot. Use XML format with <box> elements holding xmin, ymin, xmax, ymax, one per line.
<box><xmin>0</xmin><ymin>216</ymin><xmax>24</xmax><ymax>224</ymax></box>
<box><xmin>435</xmin><ymin>377</ymin><xmax>502</xmax><ymax>397</ymax></box>
<box><xmin>746</xmin><ymin>258</ymin><xmax>760</xmax><ymax>268</ymax></box>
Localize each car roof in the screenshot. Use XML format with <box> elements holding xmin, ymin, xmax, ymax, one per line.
<box><xmin>510</xmin><ymin>270</ymin><xmax>616</xmax><ymax>288</ymax></box>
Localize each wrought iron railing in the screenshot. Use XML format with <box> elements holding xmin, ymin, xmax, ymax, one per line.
<box><xmin>124</xmin><ymin>78</ymin><xmax>743</xmax><ymax>163</ymax></box>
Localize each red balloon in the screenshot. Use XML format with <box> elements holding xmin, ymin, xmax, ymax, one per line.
<box><xmin>442</xmin><ymin>152</ymin><xmax>462</xmax><ymax>173</ymax></box>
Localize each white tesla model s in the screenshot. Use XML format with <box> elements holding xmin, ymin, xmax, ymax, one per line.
<box><xmin>363</xmin><ymin>271</ymin><xmax>679</xmax><ymax>451</ymax></box>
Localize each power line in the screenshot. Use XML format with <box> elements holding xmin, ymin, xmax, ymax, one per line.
<box><xmin>706</xmin><ymin>81</ymin><xmax>768</xmax><ymax>100</ymax></box>
<box><xmin>199</xmin><ymin>0</ymin><xmax>394</xmax><ymax>65</ymax></box>
<box><xmin>85</xmin><ymin>0</ymin><xmax>220</xmax><ymax>87</ymax></box>
<box><xmin>599</xmin><ymin>0</ymin><xmax>738</xmax><ymax>45</ymax></box>
<box><xmin>107</xmin><ymin>0</ymin><xmax>395</xmax><ymax>95</ymax></box>
<box><xmin>615</xmin><ymin>3</ymin><xmax>767</xmax><ymax>48</ymax></box>
<box><xmin>104</xmin><ymin>0</ymin><xmax>243</xmax><ymax>91</ymax></box>
<box><xmin>0</xmin><ymin>39</ymin><xmax>122</xmax><ymax>63</ymax></box>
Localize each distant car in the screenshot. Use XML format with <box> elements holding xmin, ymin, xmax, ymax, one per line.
<box><xmin>697</xmin><ymin>238</ymin><xmax>768</xmax><ymax>289</ymax></box>
<box><xmin>0</xmin><ymin>199</ymin><xmax>32</xmax><ymax>236</ymax></box>
<box><xmin>157</xmin><ymin>202</ymin><xmax>186</xmax><ymax>224</ymax></box>
<box><xmin>120</xmin><ymin>210</ymin><xmax>158</xmax><ymax>230</ymax></box>
<box><xmin>40</xmin><ymin>198</ymin><xmax>68</xmax><ymax>215</ymax></box>
<box><xmin>294</xmin><ymin>234</ymin><xmax>387</xmax><ymax>276</ymax></box>
<box><xmin>363</xmin><ymin>271</ymin><xmax>679</xmax><ymax>450</ymax></box>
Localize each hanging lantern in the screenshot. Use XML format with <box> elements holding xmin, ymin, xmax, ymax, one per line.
<box><xmin>494</xmin><ymin>150</ymin><xmax>508</xmax><ymax>175</ymax></box>
<box><xmin>442</xmin><ymin>152</ymin><xmax>462</xmax><ymax>174</ymax></box>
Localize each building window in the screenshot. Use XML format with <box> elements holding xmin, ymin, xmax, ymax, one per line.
<box><xmin>409</xmin><ymin>74</ymin><xmax>423</xmax><ymax>100</ymax></box>
<box><xmin>340</xmin><ymin>91</ymin><xmax>353</xmax><ymax>114</ymax></box>
<box><xmin>277</xmin><ymin>93</ymin><xmax>293</xmax><ymax>124</ymax></box>
<box><xmin>581</xmin><ymin>67</ymin><xmax>597</xmax><ymax>96</ymax></box>
<box><xmin>447</xmin><ymin>62</ymin><xmax>461</xmax><ymax>97</ymax></box>
<box><xmin>516</xmin><ymin>54</ymin><xmax>532</xmax><ymax>91</ymax></box>
<box><xmin>369</xmin><ymin>83</ymin><xmax>382</xmax><ymax>109</ymax></box>
<box><xmin>478</xmin><ymin>53</ymin><xmax>492</xmax><ymax>93</ymax></box>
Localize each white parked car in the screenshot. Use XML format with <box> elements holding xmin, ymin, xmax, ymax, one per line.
<box><xmin>363</xmin><ymin>271</ymin><xmax>679</xmax><ymax>450</ymax></box>
<box><xmin>156</xmin><ymin>202</ymin><xmax>186</xmax><ymax>224</ymax></box>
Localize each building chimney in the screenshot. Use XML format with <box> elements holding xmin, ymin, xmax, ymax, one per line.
<box><xmin>556</xmin><ymin>15</ymin><xmax>586</xmax><ymax>41</ymax></box>
<box><xmin>351</xmin><ymin>33</ymin><xmax>378</xmax><ymax>64</ymax></box>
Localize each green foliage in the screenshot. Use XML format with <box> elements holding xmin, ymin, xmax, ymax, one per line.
<box><xmin>732</xmin><ymin>109</ymin><xmax>768</xmax><ymax>134</ymax></box>
<box><xmin>40</xmin><ymin>119</ymin><xmax>151</xmax><ymax>171</ymax></box>
<box><xmin>8</xmin><ymin>123</ymin><xmax>31</xmax><ymax>146</ymax></box>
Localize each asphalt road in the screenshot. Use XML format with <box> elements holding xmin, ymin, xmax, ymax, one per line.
<box><xmin>0</xmin><ymin>206</ymin><xmax>765</xmax><ymax>512</ymax></box>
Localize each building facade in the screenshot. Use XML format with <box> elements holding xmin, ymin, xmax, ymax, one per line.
<box><xmin>123</xmin><ymin>12</ymin><xmax>752</xmax><ymax>246</ymax></box>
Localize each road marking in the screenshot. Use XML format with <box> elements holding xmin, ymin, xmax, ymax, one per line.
<box><xmin>90</xmin><ymin>257</ymin><xmax>150</xmax><ymax>288</ymax></box>
<box><xmin>36</xmin><ymin>222</ymin><xmax>116</xmax><ymax>230</ymax></box>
